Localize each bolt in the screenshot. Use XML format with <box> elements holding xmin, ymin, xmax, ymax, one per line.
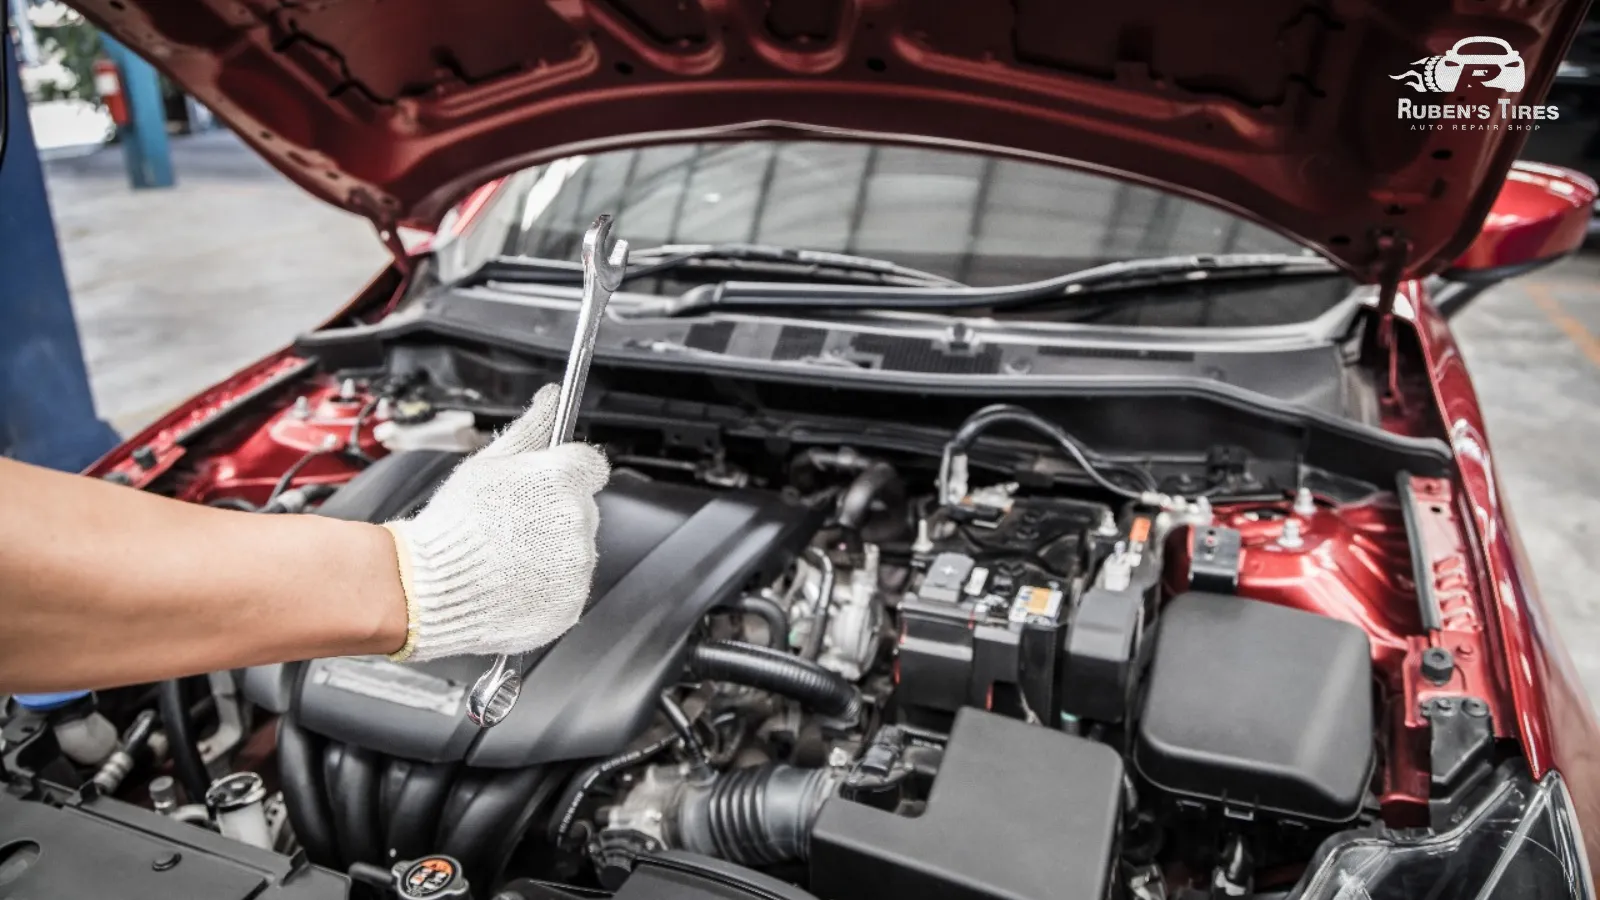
<box><xmin>339</xmin><ymin>377</ymin><xmax>358</xmax><ymax>400</ymax></box>
<box><xmin>1463</xmin><ymin>697</ymin><xmax>1489</xmax><ymax>718</ymax></box>
<box><xmin>1293</xmin><ymin>487</ymin><xmax>1316</xmax><ymax>517</ymax></box>
<box><xmin>1277</xmin><ymin>519</ymin><xmax>1304</xmax><ymax>549</ymax></box>
<box><xmin>1433</xmin><ymin>697</ymin><xmax>1458</xmax><ymax>716</ymax></box>
<box><xmin>1097</xmin><ymin>509</ymin><xmax>1119</xmax><ymax>537</ymax></box>
<box><xmin>1420</xmin><ymin>646</ymin><xmax>1456</xmax><ymax>685</ymax></box>
<box><xmin>828</xmin><ymin>746</ymin><xmax>852</xmax><ymax>768</ymax></box>
<box><xmin>131</xmin><ymin>446</ymin><xmax>159</xmax><ymax>470</ymax></box>
<box><xmin>291</xmin><ymin>396</ymin><xmax>312</xmax><ymax>419</ymax></box>
<box><xmin>152</xmin><ymin>852</ymin><xmax>182</xmax><ymax>872</ymax></box>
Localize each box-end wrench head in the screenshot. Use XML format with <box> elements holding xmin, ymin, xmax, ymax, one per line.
<box><xmin>466</xmin><ymin>215</ymin><xmax>630</xmax><ymax>729</ymax></box>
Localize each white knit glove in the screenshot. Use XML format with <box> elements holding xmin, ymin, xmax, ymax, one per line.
<box><xmin>380</xmin><ymin>385</ymin><xmax>609</xmax><ymax>662</ymax></box>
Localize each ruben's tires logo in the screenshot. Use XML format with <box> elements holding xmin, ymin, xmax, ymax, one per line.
<box><xmin>1392</xmin><ymin>36</ymin><xmax>1555</xmax><ymax>130</ymax></box>
<box><xmin>1392</xmin><ymin>37</ymin><xmax>1526</xmax><ymax>93</ymax></box>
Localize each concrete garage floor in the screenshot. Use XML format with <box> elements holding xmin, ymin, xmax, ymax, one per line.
<box><xmin>43</xmin><ymin>131</ymin><xmax>387</xmax><ymax>432</ymax></box>
<box><xmin>42</xmin><ymin>131</ymin><xmax>1600</xmax><ymax>706</ymax></box>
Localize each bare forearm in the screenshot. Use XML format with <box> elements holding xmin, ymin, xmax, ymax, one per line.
<box><xmin>0</xmin><ymin>458</ymin><xmax>408</xmax><ymax>692</ymax></box>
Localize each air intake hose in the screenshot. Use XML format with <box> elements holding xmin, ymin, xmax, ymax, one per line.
<box><xmin>687</xmin><ymin>640</ymin><xmax>861</xmax><ymax>721</ymax></box>
<box><xmin>676</xmin><ymin>765</ymin><xmax>839</xmax><ymax>865</ymax></box>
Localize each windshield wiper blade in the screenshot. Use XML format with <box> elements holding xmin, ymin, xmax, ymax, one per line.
<box><xmin>454</xmin><ymin>243</ymin><xmax>964</xmax><ymax>291</ymax></box>
<box><xmin>627</xmin><ymin>253</ymin><xmax>1337</xmax><ymax>317</ymax></box>
<box><xmin>627</xmin><ymin>243</ymin><xmax>966</xmax><ymax>288</ymax></box>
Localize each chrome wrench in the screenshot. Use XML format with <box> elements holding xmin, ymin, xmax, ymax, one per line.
<box><xmin>466</xmin><ymin>214</ymin><xmax>630</xmax><ymax>729</ymax></box>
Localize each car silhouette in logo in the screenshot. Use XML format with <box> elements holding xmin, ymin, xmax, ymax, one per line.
<box><xmin>1392</xmin><ymin>36</ymin><xmax>1526</xmax><ymax>93</ymax></box>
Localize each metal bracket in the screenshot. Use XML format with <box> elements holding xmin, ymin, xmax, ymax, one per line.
<box><xmin>375</xmin><ymin>225</ymin><xmax>414</xmax><ymax>275</ymax></box>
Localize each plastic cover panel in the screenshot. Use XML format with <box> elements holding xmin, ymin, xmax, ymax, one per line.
<box><xmin>292</xmin><ymin>467</ymin><xmax>817</xmax><ymax>767</ymax></box>
<box><xmin>1135</xmin><ymin>591</ymin><xmax>1374</xmax><ymax>823</ymax></box>
<box><xmin>811</xmin><ymin>709</ymin><xmax>1123</xmax><ymax>900</ymax></box>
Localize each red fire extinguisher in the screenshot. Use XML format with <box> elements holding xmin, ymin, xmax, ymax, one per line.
<box><xmin>92</xmin><ymin>57</ymin><xmax>131</xmax><ymax>128</ymax></box>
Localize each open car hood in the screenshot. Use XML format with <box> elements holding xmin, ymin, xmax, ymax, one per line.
<box><xmin>73</xmin><ymin>0</ymin><xmax>1589</xmax><ymax>280</ymax></box>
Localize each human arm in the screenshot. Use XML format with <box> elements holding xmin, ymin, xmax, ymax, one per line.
<box><xmin>0</xmin><ymin>385</ymin><xmax>607</xmax><ymax>692</ymax></box>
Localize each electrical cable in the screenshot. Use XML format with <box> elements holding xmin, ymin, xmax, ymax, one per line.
<box><xmin>265</xmin><ymin>444</ymin><xmax>337</xmax><ymax>506</ymax></box>
<box><xmin>938</xmin><ymin>404</ymin><xmax>1154</xmax><ymax>502</ymax></box>
<box><xmin>548</xmin><ymin>727</ymin><xmax>679</xmax><ymax>846</ymax></box>
<box><xmin>206</xmin><ymin>497</ymin><xmax>260</xmax><ymax>512</ymax></box>
<box><xmin>157</xmin><ymin>678</ymin><xmax>212</xmax><ymax>805</ymax></box>
<box><xmin>346</xmin><ymin>396</ymin><xmax>381</xmax><ymax>463</ymax></box>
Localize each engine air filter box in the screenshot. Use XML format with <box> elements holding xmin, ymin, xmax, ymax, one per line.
<box><xmin>1134</xmin><ymin>591</ymin><xmax>1373</xmax><ymax>824</ymax></box>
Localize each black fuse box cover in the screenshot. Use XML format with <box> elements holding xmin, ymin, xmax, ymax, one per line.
<box><xmin>1134</xmin><ymin>592</ymin><xmax>1374</xmax><ymax>824</ymax></box>
<box><xmin>812</xmin><ymin>709</ymin><xmax>1123</xmax><ymax>900</ymax></box>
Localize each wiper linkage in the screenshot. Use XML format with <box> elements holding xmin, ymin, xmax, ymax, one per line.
<box><xmin>454</xmin><ymin>243</ymin><xmax>963</xmax><ymax>291</ymax></box>
<box><xmin>625</xmin><ymin>252</ymin><xmax>1337</xmax><ymax>318</ymax></box>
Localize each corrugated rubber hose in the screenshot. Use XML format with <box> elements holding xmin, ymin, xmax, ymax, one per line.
<box><xmin>687</xmin><ymin>640</ymin><xmax>861</xmax><ymax>721</ymax></box>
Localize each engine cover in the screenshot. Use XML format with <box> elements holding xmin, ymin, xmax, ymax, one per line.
<box><xmin>264</xmin><ymin>452</ymin><xmax>818</xmax><ymax>768</ymax></box>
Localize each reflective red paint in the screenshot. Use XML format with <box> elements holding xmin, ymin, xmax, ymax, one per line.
<box><xmin>85</xmin><ymin>353</ymin><xmax>313</xmax><ymax>489</ymax></box>
<box><xmin>178</xmin><ymin>384</ymin><xmax>380</xmax><ymax>507</ymax></box>
<box><xmin>1450</xmin><ymin>162</ymin><xmax>1598</xmax><ymax>272</ymax></box>
<box><xmin>67</xmin><ymin>0</ymin><xmax>1590</xmax><ymax>279</ymax></box>
<box><xmin>1207</xmin><ymin>473</ymin><xmax>1514</xmax><ymax>821</ymax></box>
<box><xmin>1400</xmin><ymin>279</ymin><xmax>1600</xmax><ymax>869</ymax></box>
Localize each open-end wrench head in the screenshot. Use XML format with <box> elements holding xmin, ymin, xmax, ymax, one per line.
<box><xmin>582</xmin><ymin>214</ymin><xmax>630</xmax><ymax>292</ymax></box>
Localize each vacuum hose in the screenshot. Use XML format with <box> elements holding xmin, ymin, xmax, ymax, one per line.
<box><xmin>687</xmin><ymin>640</ymin><xmax>861</xmax><ymax>721</ymax></box>
<box><xmin>677</xmin><ymin>765</ymin><xmax>839</xmax><ymax>865</ymax></box>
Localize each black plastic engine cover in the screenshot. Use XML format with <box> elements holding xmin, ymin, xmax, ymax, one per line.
<box><xmin>812</xmin><ymin>709</ymin><xmax>1124</xmax><ymax>900</ymax></box>
<box><xmin>0</xmin><ymin>791</ymin><xmax>349</xmax><ymax>898</ymax></box>
<box><xmin>1134</xmin><ymin>591</ymin><xmax>1374</xmax><ymax>823</ymax></box>
<box><xmin>285</xmin><ymin>454</ymin><xmax>818</xmax><ymax>768</ymax></box>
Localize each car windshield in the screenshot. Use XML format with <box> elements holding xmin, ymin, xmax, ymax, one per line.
<box><xmin>440</xmin><ymin>141</ymin><xmax>1314</xmax><ymax>289</ymax></box>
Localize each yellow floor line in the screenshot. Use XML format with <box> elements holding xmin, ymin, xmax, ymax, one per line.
<box><xmin>1527</xmin><ymin>282</ymin><xmax>1600</xmax><ymax>370</ymax></box>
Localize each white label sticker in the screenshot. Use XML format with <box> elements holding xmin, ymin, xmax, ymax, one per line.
<box><xmin>312</xmin><ymin>658</ymin><xmax>466</xmax><ymax>715</ymax></box>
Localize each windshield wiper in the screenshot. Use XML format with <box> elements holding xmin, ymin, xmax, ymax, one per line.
<box><xmin>453</xmin><ymin>243</ymin><xmax>964</xmax><ymax>291</ymax></box>
<box><xmin>624</xmin><ymin>253</ymin><xmax>1338</xmax><ymax>318</ymax></box>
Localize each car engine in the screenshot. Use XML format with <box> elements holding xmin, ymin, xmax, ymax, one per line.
<box><xmin>0</xmin><ymin>370</ymin><xmax>1502</xmax><ymax>900</ymax></box>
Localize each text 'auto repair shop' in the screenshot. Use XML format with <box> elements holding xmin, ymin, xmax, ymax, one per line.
<box><xmin>6</xmin><ymin>3</ymin><xmax>1600</xmax><ymax>900</ymax></box>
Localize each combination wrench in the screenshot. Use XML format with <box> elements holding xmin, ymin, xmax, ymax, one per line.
<box><xmin>465</xmin><ymin>214</ymin><xmax>630</xmax><ymax>729</ymax></box>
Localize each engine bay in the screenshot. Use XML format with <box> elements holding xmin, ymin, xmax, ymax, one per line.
<box><xmin>0</xmin><ymin>360</ymin><xmax>1519</xmax><ymax>900</ymax></box>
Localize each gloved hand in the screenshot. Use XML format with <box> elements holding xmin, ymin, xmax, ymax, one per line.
<box><xmin>381</xmin><ymin>385</ymin><xmax>609</xmax><ymax>662</ymax></box>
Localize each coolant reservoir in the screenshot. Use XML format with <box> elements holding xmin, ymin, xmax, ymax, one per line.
<box><xmin>373</xmin><ymin>409</ymin><xmax>486</xmax><ymax>454</ymax></box>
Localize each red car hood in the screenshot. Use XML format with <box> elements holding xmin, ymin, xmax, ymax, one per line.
<box><xmin>74</xmin><ymin>0</ymin><xmax>1588</xmax><ymax>280</ymax></box>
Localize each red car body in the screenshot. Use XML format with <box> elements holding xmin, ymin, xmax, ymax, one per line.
<box><xmin>59</xmin><ymin>0</ymin><xmax>1600</xmax><ymax>885</ymax></box>
<box><xmin>80</xmin><ymin>161</ymin><xmax>1600</xmax><ymax>867</ymax></box>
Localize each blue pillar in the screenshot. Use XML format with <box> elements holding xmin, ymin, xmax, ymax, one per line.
<box><xmin>101</xmin><ymin>33</ymin><xmax>174</xmax><ymax>190</ymax></box>
<box><xmin>1</xmin><ymin>33</ymin><xmax>121</xmax><ymax>470</ymax></box>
